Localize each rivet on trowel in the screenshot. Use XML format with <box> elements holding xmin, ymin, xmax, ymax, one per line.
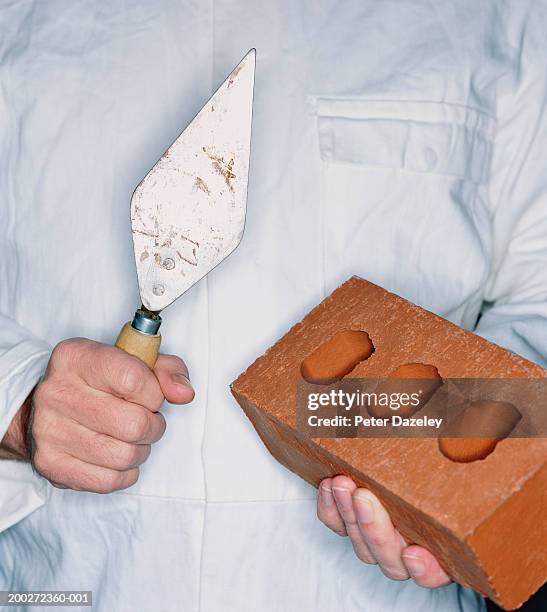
<box><xmin>152</xmin><ymin>284</ymin><xmax>165</xmax><ymax>296</ymax></box>
<box><xmin>162</xmin><ymin>257</ymin><xmax>175</xmax><ymax>270</ymax></box>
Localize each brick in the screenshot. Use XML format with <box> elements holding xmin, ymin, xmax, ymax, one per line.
<box><xmin>231</xmin><ymin>276</ymin><xmax>547</xmax><ymax>610</ymax></box>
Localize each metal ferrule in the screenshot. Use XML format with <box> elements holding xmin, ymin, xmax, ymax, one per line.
<box><xmin>131</xmin><ymin>309</ymin><xmax>162</xmax><ymax>335</ymax></box>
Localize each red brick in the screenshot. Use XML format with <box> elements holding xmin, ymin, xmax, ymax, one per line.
<box><xmin>231</xmin><ymin>276</ymin><xmax>547</xmax><ymax>610</ymax></box>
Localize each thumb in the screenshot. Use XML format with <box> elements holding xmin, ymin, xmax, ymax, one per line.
<box><xmin>153</xmin><ymin>354</ymin><xmax>195</xmax><ymax>405</ymax></box>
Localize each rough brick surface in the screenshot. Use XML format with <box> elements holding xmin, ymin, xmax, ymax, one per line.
<box><xmin>231</xmin><ymin>277</ymin><xmax>547</xmax><ymax>610</ymax></box>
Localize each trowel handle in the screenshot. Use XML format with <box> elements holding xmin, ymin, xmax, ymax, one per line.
<box><xmin>115</xmin><ymin>310</ymin><xmax>162</xmax><ymax>369</ymax></box>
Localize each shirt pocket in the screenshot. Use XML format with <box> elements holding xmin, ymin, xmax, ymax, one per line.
<box><xmin>310</xmin><ymin>97</ymin><xmax>496</xmax><ymax>325</ymax></box>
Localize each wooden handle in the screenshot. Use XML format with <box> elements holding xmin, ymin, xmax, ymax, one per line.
<box><xmin>115</xmin><ymin>322</ymin><xmax>161</xmax><ymax>368</ymax></box>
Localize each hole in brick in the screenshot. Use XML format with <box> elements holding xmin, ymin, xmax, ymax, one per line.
<box><xmin>367</xmin><ymin>362</ymin><xmax>443</xmax><ymax>418</ymax></box>
<box><xmin>300</xmin><ymin>330</ymin><xmax>374</xmax><ymax>384</ymax></box>
<box><xmin>438</xmin><ymin>400</ymin><xmax>522</xmax><ymax>463</ymax></box>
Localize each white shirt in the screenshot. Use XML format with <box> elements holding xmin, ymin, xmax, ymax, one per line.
<box><xmin>1</xmin><ymin>1</ymin><xmax>546</xmax><ymax>610</ymax></box>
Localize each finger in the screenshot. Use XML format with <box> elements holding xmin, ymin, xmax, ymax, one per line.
<box><xmin>352</xmin><ymin>488</ymin><xmax>409</xmax><ymax>580</ymax></box>
<box><xmin>49</xmin><ymin>394</ymin><xmax>166</xmax><ymax>444</ymax></box>
<box><xmin>153</xmin><ymin>354</ymin><xmax>195</xmax><ymax>405</ymax></box>
<box><xmin>317</xmin><ymin>478</ymin><xmax>347</xmax><ymax>536</ymax></box>
<box><xmin>48</xmin><ymin>419</ymin><xmax>151</xmax><ymax>471</ymax></box>
<box><xmin>50</xmin><ymin>482</ymin><xmax>69</xmax><ymax>490</ymax></box>
<box><xmin>70</xmin><ymin>341</ymin><xmax>164</xmax><ymax>411</ymax></box>
<box><xmin>331</xmin><ymin>476</ymin><xmax>376</xmax><ymax>564</ymax></box>
<box><xmin>402</xmin><ymin>545</ymin><xmax>452</xmax><ymax>588</ymax></box>
<box><xmin>34</xmin><ymin>449</ymin><xmax>139</xmax><ymax>494</ymax></box>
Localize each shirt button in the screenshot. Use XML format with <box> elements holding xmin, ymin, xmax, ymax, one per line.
<box><xmin>405</xmin><ymin>141</ymin><xmax>439</xmax><ymax>173</ymax></box>
<box><xmin>423</xmin><ymin>146</ymin><xmax>438</xmax><ymax>171</ymax></box>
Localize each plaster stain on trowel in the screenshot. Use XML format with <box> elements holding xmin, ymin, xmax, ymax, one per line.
<box><xmin>176</xmin><ymin>235</ymin><xmax>199</xmax><ymax>267</ymax></box>
<box><xmin>133</xmin><ymin>228</ymin><xmax>159</xmax><ymax>240</ymax></box>
<box><xmin>194</xmin><ymin>176</ymin><xmax>211</xmax><ymax>195</ymax></box>
<box><xmin>227</xmin><ymin>63</ymin><xmax>244</xmax><ymax>88</ymax></box>
<box><xmin>202</xmin><ymin>147</ymin><xmax>236</xmax><ymax>192</ymax></box>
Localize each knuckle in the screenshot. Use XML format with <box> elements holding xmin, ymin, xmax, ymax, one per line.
<box><xmin>33</xmin><ymin>380</ymin><xmax>62</xmax><ymax>410</ymax></box>
<box><xmin>381</xmin><ymin>566</ymin><xmax>409</xmax><ymax>581</ymax></box>
<box><xmin>31</xmin><ymin>382</ymin><xmax>48</xmax><ymax>407</ymax></box>
<box><xmin>90</xmin><ymin>431</ymin><xmax>111</xmax><ymax>455</ymax></box>
<box><xmin>32</xmin><ymin>447</ymin><xmax>50</xmax><ymax>475</ymax></box>
<box><xmin>59</xmin><ymin>463</ymin><xmax>85</xmax><ymax>490</ymax></box>
<box><xmin>341</xmin><ymin>515</ymin><xmax>358</xmax><ymax>527</ymax></box>
<box><xmin>123</xmin><ymin>468</ymin><xmax>140</xmax><ymax>489</ymax></box>
<box><xmin>117</xmin><ymin>443</ymin><xmax>141</xmax><ymax>468</ymax></box>
<box><xmin>355</xmin><ymin>550</ymin><xmax>376</xmax><ymax>564</ymax></box>
<box><xmin>50</xmin><ymin>340</ymin><xmax>74</xmax><ymax>364</ymax></box>
<box><xmin>153</xmin><ymin>413</ymin><xmax>167</xmax><ymax>440</ymax></box>
<box><xmin>39</xmin><ymin>384</ymin><xmax>68</xmax><ymax>414</ymax></box>
<box><xmin>366</xmin><ymin>531</ymin><xmax>388</xmax><ymax>549</ymax></box>
<box><xmin>117</xmin><ymin>361</ymin><xmax>144</xmax><ymax>396</ymax></box>
<box><xmin>159</xmin><ymin>354</ymin><xmax>188</xmax><ymax>374</ymax></box>
<box><xmin>32</xmin><ymin>411</ymin><xmax>58</xmax><ymax>446</ymax></box>
<box><xmin>91</xmin><ymin>434</ymin><xmax>133</xmax><ymax>468</ymax></box>
<box><xmin>122</xmin><ymin>410</ymin><xmax>150</xmax><ymax>443</ymax></box>
<box><xmin>88</xmin><ymin>470</ymin><xmax>123</xmax><ymax>494</ymax></box>
<box><xmin>34</xmin><ymin>449</ymin><xmax>68</xmax><ymax>488</ymax></box>
<box><xmin>34</xmin><ymin>377</ymin><xmax>78</xmax><ymax>418</ymax></box>
<box><xmin>51</xmin><ymin>339</ymin><xmax>88</xmax><ymax>367</ymax></box>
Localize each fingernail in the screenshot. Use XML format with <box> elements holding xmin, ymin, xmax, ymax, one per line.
<box><xmin>320</xmin><ymin>483</ymin><xmax>335</xmax><ymax>507</ymax></box>
<box><xmin>171</xmin><ymin>372</ymin><xmax>192</xmax><ymax>387</ymax></box>
<box><xmin>353</xmin><ymin>491</ymin><xmax>375</xmax><ymax>524</ymax></box>
<box><xmin>403</xmin><ymin>554</ymin><xmax>426</xmax><ymax>577</ymax></box>
<box><xmin>331</xmin><ymin>486</ymin><xmax>353</xmax><ymax>512</ymax></box>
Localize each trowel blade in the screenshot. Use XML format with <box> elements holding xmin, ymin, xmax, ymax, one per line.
<box><xmin>131</xmin><ymin>49</ymin><xmax>255</xmax><ymax>312</ymax></box>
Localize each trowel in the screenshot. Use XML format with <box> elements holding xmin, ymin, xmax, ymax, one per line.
<box><xmin>115</xmin><ymin>50</ymin><xmax>255</xmax><ymax>367</ymax></box>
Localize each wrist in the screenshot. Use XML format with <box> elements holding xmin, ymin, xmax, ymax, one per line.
<box><xmin>0</xmin><ymin>391</ymin><xmax>34</xmax><ymax>461</ymax></box>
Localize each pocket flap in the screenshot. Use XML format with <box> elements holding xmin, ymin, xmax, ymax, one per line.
<box><xmin>310</xmin><ymin>98</ymin><xmax>496</xmax><ymax>185</ymax></box>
